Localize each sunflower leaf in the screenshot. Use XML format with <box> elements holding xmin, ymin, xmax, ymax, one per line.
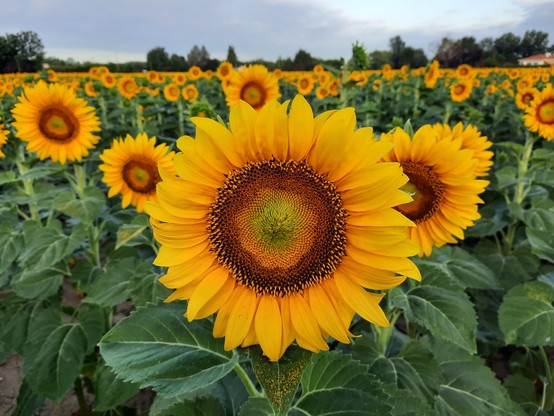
<box><xmin>290</xmin><ymin>351</ymin><xmax>393</xmax><ymax>415</ymax></box>
<box><xmin>498</xmin><ymin>281</ymin><xmax>554</xmax><ymax>346</ymax></box>
<box><xmin>391</xmin><ymin>286</ymin><xmax>477</xmax><ymax>353</ymax></box>
<box><xmin>99</xmin><ymin>301</ymin><xmax>238</xmax><ymax>398</ymax></box>
<box><xmin>92</xmin><ymin>361</ymin><xmax>141</xmax><ymax>412</ymax></box>
<box><xmin>53</xmin><ymin>186</ymin><xmax>106</xmax><ymax>225</ymax></box>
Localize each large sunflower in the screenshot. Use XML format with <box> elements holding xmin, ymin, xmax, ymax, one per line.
<box><xmin>99</xmin><ymin>133</ymin><xmax>175</xmax><ymax>212</ymax></box>
<box><xmin>146</xmin><ymin>95</ymin><xmax>421</xmax><ymax>362</ymax></box>
<box><xmin>431</xmin><ymin>122</ymin><xmax>494</xmax><ymax>177</ymax></box>
<box><xmin>224</xmin><ymin>64</ymin><xmax>280</xmax><ymax>110</ymax></box>
<box><xmin>381</xmin><ymin>125</ymin><xmax>489</xmax><ymax>257</ymax></box>
<box><xmin>524</xmin><ymin>83</ymin><xmax>554</xmax><ymax>140</ymax></box>
<box><xmin>11</xmin><ymin>81</ymin><xmax>100</xmax><ymax>164</ymax></box>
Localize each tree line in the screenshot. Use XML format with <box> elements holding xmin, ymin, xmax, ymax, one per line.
<box><xmin>1</xmin><ymin>29</ymin><xmax>553</xmax><ymax>74</ymax></box>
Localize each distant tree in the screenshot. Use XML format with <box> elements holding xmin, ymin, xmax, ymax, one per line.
<box><xmin>434</xmin><ymin>36</ymin><xmax>482</xmax><ymax>67</ymax></box>
<box><xmin>275</xmin><ymin>56</ymin><xmax>293</xmax><ymax>70</ymax></box>
<box><xmin>400</xmin><ymin>47</ymin><xmax>428</xmax><ymax>68</ymax></box>
<box><xmin>368</xmin><ymin>50</ymin><xmax>391</xmax><ymax>69</ymax></box>
<box><xmin>226</xmin><ymin>46</ymin><xmax>239</xmax><ymax>66</ymax></box>
<box><xmin>292</xmin><ymin>49</ymin><xmax>315</xmax><ymax>70</ymax></box>
<box><xmin>146</xmin><ymin>47</ymin><xmax>169</xmax><ymax>70</ymax></box>
<box><xmin>187</xmin><ymin>45</ymin><xmax>210</xmax><ymax>68</ymax></box>
<box><xmin>167</xmin><ymin>53</ymin><xmax>187</xmax><ymax>71</ymax></box>
<box><xmin>0</xmin><ymin>31</ymin><xmax>44</xmax><ymax>72</ymax></box>
<box><xmin>479</xmin><ymin>37</ymin><xmax>494</xmax><ymax>54</ymax></box>
<box><xmin>493</xmin><ymin>33</ymin><xmax>521</xmax><ymax>65</ymax></box>
<box><xmin>519</xmin><ymin>30</ymin><xmax>549</xmax><ymax>57</ymax></box>
<box><xmin>348</xmin><ymin>41</ymin><xmax>369</xmax><ymax>70</ymax></box>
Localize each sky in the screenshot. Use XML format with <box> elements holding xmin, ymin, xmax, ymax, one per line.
<box><xmin>2</xmin><ymin>0</ymin><xmax>554</xmax><ymax>64</ymax></box>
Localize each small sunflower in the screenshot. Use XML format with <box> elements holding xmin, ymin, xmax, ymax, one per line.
<box><xmin>450</xmin><ymin>79</ymin><xmax>473</xmax><ymax>102</ymax></box>
<box><xmin>381</xmin><ymin>125</ymin><xmax>489</xmax><ymax>256</ymax></box>
<box><xmin>146</xmin><ymin>95</ymin><xmax>421</xmax><ymax>362</ymax></box>
<box><xmin>217</xmin><ymin>61</ymin><xmax>234</xmax><ymax>80</ymax></box>
<box><xmin>224</xmin><ymin>64</ymin><xmax>280</xmax><ymax>110</ymax></box>
<box><xmin>84</xmin><ymin>81</ymin><xmax>99</xmax><ymax>97</ymax></box>
<box><xmin>296</xmin><ymin>74</ymin><xmax>314</xmax><ymax>95</ymax></box>
<box><xmin>315</xmin><ymin>85</ymin><xmax>329</xmax><ymax>99</ymax></box>
<box><xmin>11</xmin><ymin>81</ymin><xmax>100</xmax><ymax>164</ymax></box>
<box><xmin>163</xmin><ymin>83</ymin><xmax>181</xmax><ymax>102</ymax></box>
<box><xmin>188</xmin><ymin>66</ymin><xmax>203</xmax><ymax>81</ymax></box>
<box><xmin>516</xmin><ymin>87</ymin><xmax>540</xmax><ymax>111</ymax></box>
<box><xmin>117</xmin><ymin>76</ymin><xmax>140</xmax><ymax>100</ymax></box>
<box><xmin>182</xmin><ymin>84</ymin><xmax>199</xmax><ymax>102</ymax></box>
<box><xmin>99</xmin><ymin>133</ymin><xmax>175</xmax><ymax>212</ymax></box>
<box><xmin>432</xmin><ymin>122</ymin><xmax>494</xmax><ymax>177</ymax></box>
<box><xmin>524</xmin><ymin>83</ymin><xmax>554</xmax><ymax>140</ymax></box>
<box><xmin>173</xmin><ymin>73</ymin><xmax>187</xmax><ymax>86</ymax></box>
<box><xmin>0</xmin><ymin>121</ymin><xmax>9</xmax><ymax>158</ymax></box>
<box><xmin>455</xmin><ymin>64</ymin><xmax>473</xmax><ymax>79</ymax></box>
<box><xmin>101</xmin><ymin>73</ymin><xmax>116</xmax><ymax>89</ymax></box>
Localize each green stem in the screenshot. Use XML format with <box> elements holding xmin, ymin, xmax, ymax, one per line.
<box><xmin>503</xmin><ymin>133</ymin><xmax>537</xmax><ymax>255</ymax></box>
<box><xmin>443</xmin><ymin>102</ymin><xmax>452</xmax><ymax>124</ymax></box>
<box><xmin>15</xmin><ymin>158</ymin><xmax>39</xmax><ymax>221</ymax></box>
<box><xmin>136</xmin><ymin>100</ymin><xmax>144</xmax><ymax>132</ymax></box>
<box><xmin>73</xmin><ymin>377</ymin><xmax>89</xmax><ymax>416</ymax></box>
<box><xmin>88</xmin><ymin>225</ymin><xmax>101</xmax><ymax>267</ymax></box>
<box><xmin>374</xmin><ymin>310</ymin><xmax>401</xmax><ymax>354</ymax></box>
<box><xmin>412</xmin><ymin>78</ymin><xmax>421</xmax><ymax>118</ymax></box>
<box><xmin>234</xmin><ymin>362</ymin><xmax>262</xmax><ymax>398</ymax></box>
<box><xmin>98</xmin><ymin>95</ymin><xmax>108</xmax><ymax>127</ymax></box>
<box><xmin>177</xmin><ymin>99</ymin><xmax>185</xmax><ymax>137</ymax></box>
<box><xmin>539</xmin><ymin>347</ymin><xmax>554</xmax><ymax>411</ymax></box>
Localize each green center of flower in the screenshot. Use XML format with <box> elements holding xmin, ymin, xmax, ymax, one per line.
<box><xmin>241</xmin><ymin>82</ymin><xmax>266</xmax><ymax>109</ymax></box>
<box><xmin>123</xmin><ymin>160</ymin><xmax>160</xmax><ymax>194</ymax></box>
<box><xmin>39</xmin><ymin>107</ymin><xmax>77</xmax><ymax>142</ymax></box>
<box><xmin>209</xmin><ymin>159</ymin><xmax>347</xmax><ymax>296</ymax></box>
<box><xmin>396</xmin><ymin>161</ymin><xmax>445</xmax><ymax>223</ymax></box>
<box><xmin>538</xmin><ymin>99</ymin><xmax>554</xmax><ymax>124</ymax></box>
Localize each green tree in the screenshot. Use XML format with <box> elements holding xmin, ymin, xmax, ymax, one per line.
<box><xmin>400</xmin><ymin>47</ymin><xmax>428</xmax><ymax>68</ymax></box>
<box><xmin>292</xmin><ymin>49</ymin><xmax>315</xmax><ymax>70</ymax></box>
<box><xmin>368</xmin><ymin>50</ymin><xmax>391</xmax><ymax>69</ymax></box>
<box><xmin>0</xmin><ymin>31</ymin><xmax>44</xmax><ymax>72</ymax></box>
<box><xmin>519</xmin><ymin>30</ymin><xmax>549</xmax><ymax>58</ymax></box>
<box><xmin>493</xmin><ymin>32</ymin><xmax>521</xmax><ymax>65</ymax></box>
<box><xmin>389</xmin><ymin>35</ymin><xmax>406</xmax><ymax>68</ymax></box>
<box><xmin>167</xmin><ymin>53</ymin><xmax>187</xmax><ymax>71</ymax></box>
<box><xmin>187</xmin><ymin>45</ymin><xmax>210</xmax><ymax>68</ymax></box>
<box><xmin>348</xmin><ymin>41</ymin><xmax>369</xmax><ymax>70</ymax></box>
<box><xmin>146</xmin><ymin>47</ymin><xmax>169</xmax><ymax>70</ymax></box>
<box><xmin>226</xmin><ymin>46</ymin><xmax>239</xmax><ymax>66</ymax></box>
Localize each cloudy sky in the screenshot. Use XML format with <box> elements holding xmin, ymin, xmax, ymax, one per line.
<box><xmin>3</xmin><ymin>0</ymin><xmax>554</xmax><ymax>63</ymax></box>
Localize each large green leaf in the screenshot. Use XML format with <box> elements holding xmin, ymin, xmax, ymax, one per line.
<box><xmin>92</xmin><ymin>362</ymin><xmax>141</xmax><ymax>411</ymax></box>
<box><xmin>12</xmin><ymin>380</ymin><xmax>45</xmax><ymax>416</ymax></box>
<box><xmin>24</xmin><ymin>323</ymin><xmax>88</xmax><ymax>402</ymax></box>
<box><xmin>12</xmin><ymin>262</ymin><xmax>69</xmax><ymax>299</ymax></box>
<box><xmin>498</xmin><ymin>281</ymin><xmax>554</xmax><ymax>346</ymax></box>
<box><xmin>53</xmin><ymin>186</ymin><xmax>106</xmax><ymax>225</ymax></box>
<box><xmin>526</xmin><ymin>227</ymin><xmax>554</xmax><ymax>263</ymax></box>
<box><xmin>99</xmin><ymin>301</ymin><xmax>238</xmax><ymax>397</ymax></box>
<box><xmin>0</xmin><ymin>221</ymin><xmax>23</xmax><ymax>279</ymax></box>
<box><xmin>290</xmin><ymin>351</ymin><xmax>393</xmax><ymax>415</ymax></box>
<box><xmin>391</xmin><ymin>286</ymin><xmax>477</xmax><ymax>353</ymax></box>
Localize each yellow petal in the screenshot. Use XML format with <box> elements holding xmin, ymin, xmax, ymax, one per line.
<box><xmin>288</xmin><ymin>95</ymin><xmax>315</xmax><ymax>161</ymax></box>
<box><xmin>308</xmin><ymin>285</ymin><xmax>350</xmax><ymax>343</ymax></box>
<box><xmin>255</xmin><ymin>296</ymin><xmax>283</xmax><ymax>362</ymax></box>
<box><xmin>288</xmin><ymin>294</ymin><xmax>329</xmax><ymax>352</ymax></box>
<box><xmin>187</xmin><ymin>268</ymin><xmax>231</xmax><ymax>320</ymax></box>
<box><xmin>224</xmin><ymin>286</ymin><xmax>259</xmax><ymax>351</ymax></box>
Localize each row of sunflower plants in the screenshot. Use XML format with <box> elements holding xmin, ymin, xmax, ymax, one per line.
<box><xmin>0</xmin><ymin>61</ymin><xmax>552</xmax><ymax>415</ymax></box>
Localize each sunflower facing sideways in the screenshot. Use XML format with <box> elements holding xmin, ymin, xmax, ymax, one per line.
<box><xmin>145</xmin><ymin>95</ymin><xmax>421</xmax><ymax>362</ymax></box>
<box><xmin>99</xmin><ymin>133</ymin><xmax>175</xmax><ymax>212</ymax></box>
<box><xmin>224</xmin><ymin>64</ymin><xmax>280</xmax><ymax>110</ymax></box>
<box><xmin>524</xmin><ymin>83</ymin><xmax>554</xmax><ymax>140</ymax></box>
<box><xmin>0</xmin><ymin>121</ymin><xmax>9</xmax><ymax>157</ymax></box>
<box><xmin>380</xmin><ymin>125</ymin><xmax>489</xmax><ymax>257</ymax></box>
<box><xmin>12</xmin><ymin>81</ymin><xmax>101</xmax><ymax>164</ymax></box>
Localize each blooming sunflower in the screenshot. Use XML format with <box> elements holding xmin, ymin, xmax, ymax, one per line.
<box><xmin>296</xmin><ymin>74</ymin><xmax>314</xmax><ymax>95</ymax></box>
<box><xmin>224</xmin><ymin>64</ymin><xmax>280</xmax><ymax>111</ymax></box>
<box><xmin>99</xmin><ymin>133</ymin><xmax>175</xmax><ymax>212</ymax></box>
<box><xmin>381</xmin><ymin>125</ymin><xmax>489</xmax><ymax>257</ymax></box>
<box><xmin>0</xmin><ymin>121</ymin><xmax>9</xmax><ymax>157</ymax></box>
<box><xmin>101</xmin><ymin>73</ymin><xmax>116</xmax><ymax>89</ymax></box>
<box><xmin>11</xmin><ymin>81</ymin><xmax>100</xmax><ymax>164</ymax></box>
<box><xmin>117</xmin><ymin>76</ymin><xmax>140</xmax><ymax>100</ymax></box>
<box><xmin>188</xmin><ymin>66</ymin><xmax>203</xmax><ymax>81</ymax></box>
<box><xmin>163</xmin><ymin>83</ymin><xmax>181</xmax><ymax>102</ymax></box>
<box><xmin>516</xmin><ymin>87</ymin><xmax>540</xmax><ymax>111</ymax></box>
<box><xmin>217</xmin><ymin>61</ymin><xmax>234</xmax><ymax>80</ymax></box>
<box><xmin>450</xmin><ymin>79</ymin><xmax>473</xmax><ymax>102</ymax></box>
<box><xmin>432</xmin><ymin>122</ymin><xmax>494</xmax><ymax>177</ymax></box>
<box><xmin>84</xmin><ymin>81</ymin><xmax>99</xmax><ymax>97</ymax></box>
<box><xmin>182</xmin><ymin>84</ymin><xmax>199</xmax><ymax>102</ymax></box>
<box><xmin>145</xmin><ymin>95</ymin><xmax>421</xmax><ymax>362</ymax></box>
<box><xmin>524</xmin><ymin>83</ymin><xmax>554</xmax><ymax>140</ymax></box>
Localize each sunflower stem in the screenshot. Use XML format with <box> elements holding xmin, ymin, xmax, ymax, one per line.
<box><xmin>177</xmin><ymin>98</ymin><xmax>185</xmax><ymax>137</ymax></box>
<box><xmin>234</xmin><ymin>362</ymin><xmax>262</xmax><ymax>398</ymax></box>
<box><xmin>74</xmin><ymin>376</ymin><xmax>89</xmax><ymax>415</ymax></box>
<box><xmin>135</xmin><ymin>101</ymin><xmax>144</xmax><ymax>132</ymax></box>
<box><xmin>539</xmin><ymin>346</ymin><xmax>554</xmax><ymax>411</ymax></box>
<box><xmin>443</xmin><ymin>102</ymin><xmax>452</xmax><ymax>124</ymax></box>
<box><xmin>503</xmin><ymin>132</ymin><xmax>536</xmax><ymax>255</ymax></box>
<box><xmin>15</xmin><ymin>153</ymin><xmax>39</xmax><ymax>222</ymax></box>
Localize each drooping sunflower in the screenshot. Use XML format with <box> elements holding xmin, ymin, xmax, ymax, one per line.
<box><xmin>99</xmin><ymin>133</ymin><xmax>175</xmax><ymax>213</ymax></box>
<box><xmin>117</xmin><ymin>76</ymin><xmax>140</xmax><ymax>100</ymax></box>
<box><xmin>380</xmin><ymin>125</ymin><xmax>489</xmax><ymax>257</ymax></box>
<box><xmin>424</xmin><ymin>60</ymin><xmax>440</xmax><ymax>88</ymax></box>
<box><xmin>431</xmin><ymin>122</ymin><xmax>494</xmax><ymax>177</ymax></box>
<box><xmin>0</xmin><ymin>121</ymin><xmax>9</xmax><ymax>158</ymax></box>
<box><xmin>224</xmin><ymin>64</ymin><xmax>280</xmax><ymax>110</ymax></box>
<box><xmin>524</xmin><ymin>83</ymin><xmax>554</xmax><ymax>140</ymax></box>
<box><xmin>145</xmin><ymin>95</ymin><xmax>421</xmax><ymax>362</ymax></box>
<box><xmin>11</xmin><ymin>81</ymin><xmax>101</xmax><ymax>164</ymax></box>
<box><xmin>450</xmin><ymin>79</ymin><xmax>473</xmax><ymax>102</ymax></box>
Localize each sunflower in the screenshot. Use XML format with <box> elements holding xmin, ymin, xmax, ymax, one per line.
<box><xmin>163</xmin><ymin>83</ymin><xmax>181</xmax><ymax>102</ymax></box>
<box><xmin>296</xmin><ymin>74</ymin><xmax>314</xmax><ymax>95</ymax></box>
<box><xmin>450</xmin><ymin>79</ymin><xmax>473</xmax><ymax>102</ymax></box>
<box><xmin>315</xmin><ymin>85</ymin><xmax>329</xmax><ymax>100</ymax></box>
<box><xmin>11</xmin><ymin>81</ymin><xmax>100</xmax><ymax>164</ymax></box>
<box><xmin>524</xmin><ymin>83</ymin><xmax>554</xmax><ymax>140</ymax></box>
<box><xmin>99</xmin><ymin>133</ymin><xmax>175</xmax><ymax>212</ymax></box>
<box><xmin>0</xmin><ymin>121</ymin><xmax>9</xmax><ymax>157</ymax></box>
<box><xmin>188</xmin><ymin>66</ymin><xmax>203</xmax><ymax>81</ymax></box>
<box><xmin>432</xmin><ymin>122</ymin><xmax>493</xmax><ymax>177</ymax></box>
<box><xmin>84</xmin><ymin>81</ymin><xmax>99</xmax><ymax>97</ymax></box>
<box><xmin>182</xmin><ymin>84</ymin><xmax>199</xmax><ymax>102</ymax></box>
<box><xmin>117</xmin><ymin>76</ymin><xmax>139</xmax><ymax>100</ymax></box>
<box><xmin>224</xmin><ymin>64</ymin><xmax>280</xmax><ymax>110</ymax></box>
<box><xmin>380</xmin><ymin>125</ymin><xmax>489</xmax><ymax>256</ymax></box>
<box><xmin>516</xmin><ymin>87</ymin><xmax>540</xmax><ymax>111</ymax></box>
<box><xmin>217</xmin><ymin>61</ymin><xmax>234</xmax><ymax>80</ymax></box>
<box><xmin>173</xmin><ymin>73</ymin><xmax>187</xmax><ymax>86</ymax></box>
<box><xmin>101</xmin><ymin>73</ymin><xmax>116</xmax><ymax>89</ymax></box>
<box><xmin>456</xmin><ymin>64</ymin><xmax>473</xmax><ymax>79</ymax></box>
<box><xmin>145</xmin><ymin>95</ymin><xmax>421</xmax><ymax>362</ymax></box>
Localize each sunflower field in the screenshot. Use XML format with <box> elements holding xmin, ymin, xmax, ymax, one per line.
<box><xmin>0</xmin><ymin>61</ymin><xmax>553</xmax><ymax>416</ymax></box>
